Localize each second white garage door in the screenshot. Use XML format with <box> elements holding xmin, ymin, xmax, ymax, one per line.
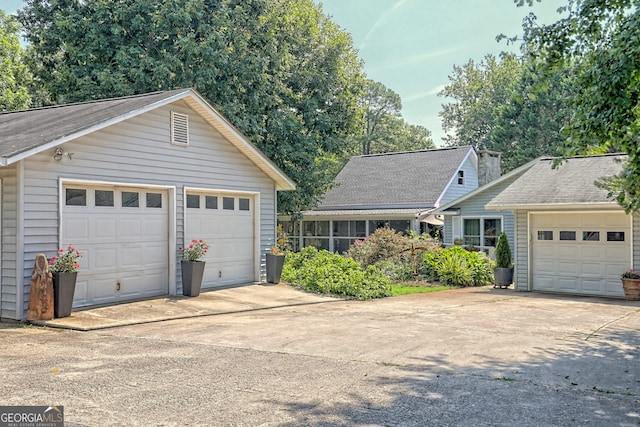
<box><xmin>531</xmin><ymin>212</ymin><xmax>630</xmax><ymax>297</ymax></box>
<box><xmin>185</xmin><ymin>191</ymin><xmax>256</xmax><ymax>288</ymax></box>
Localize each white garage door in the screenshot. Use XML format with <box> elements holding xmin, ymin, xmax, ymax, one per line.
<box><xmin>62</xmin><ymin>184</ymin><xmax>170</xmax><ymax>307</ymax></box>
<box><xmin>185</xmin><ymin>191</ymin><xmax>255</xmax><ymax>288</ymax></box>
<box><xmin>531</xmin><ymin>212</ymin><xmax>630</xmax><ymax>297</ymax></box>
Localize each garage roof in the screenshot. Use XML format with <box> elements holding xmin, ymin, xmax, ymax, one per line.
<box><xmin>0</xmin><ymin>88</ymin><xmax>296</xmax><ymax>191</ymax></box>
<box><xmin>487</xmin><ymin>153</ymin><xmax>626</xmax><ymax>210</ymax></box>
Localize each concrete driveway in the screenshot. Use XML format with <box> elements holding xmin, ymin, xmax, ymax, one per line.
<box><xmin>1</xmin><ymin>285</ymin><xmax>639</xmax><ymax>426</ymax></box>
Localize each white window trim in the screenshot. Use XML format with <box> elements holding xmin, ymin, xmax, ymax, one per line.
<box><xmin>462</xmin><ymin>216</ymin><xmax>503</xmax><ymax>248</ymax></box>
<box><xmin>457</xmin><ymin>170</ymin><xmax>465</xmax><ymax>186</ymax></box>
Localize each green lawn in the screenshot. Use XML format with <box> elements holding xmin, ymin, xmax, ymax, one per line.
<box><xmin>390</xmin><ymin>283</ymin><xmax>454</xmax><ymax>296</ymax></box>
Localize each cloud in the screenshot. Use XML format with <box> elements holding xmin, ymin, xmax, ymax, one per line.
<box><xmin>369</xmin><ymin>48</ymin><xmax>461</xmax><ymax>74</ymax></box>
<box><xmin>402</xmin><ymin>84</ymin><xmax>447</xmax><ymax>103</ymax></box>
<box><xmin>360</xmin><ymin>0</ymin><xmax>412</xmax><ymax>50</ymax></box>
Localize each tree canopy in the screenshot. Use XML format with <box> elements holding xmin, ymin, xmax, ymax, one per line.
<box><xmin>521</xmin><ymin>0</ymin><xmax>640</xmax><ymax>212</ymax></box>
<box><xmin>18</xmin><ymin>0</ymin><xmax>367</xmax><ymax>214</ymax></box>
<box><xmin>0</xmin><ymin>10</ymin><xmax>31</xmax><ymax>112</ymax></box>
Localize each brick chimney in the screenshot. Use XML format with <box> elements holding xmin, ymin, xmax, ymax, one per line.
<box><xmin>477</xmin><ymin>150</ymin><xmax>501</xmax><ymax>186</ymax></box>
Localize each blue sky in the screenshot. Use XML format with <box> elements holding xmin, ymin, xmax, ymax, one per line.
<box><xmin>4</xmin><ymin>0</ymin><xmax>567</xmax><ymax>144</ymax></box>
<box><xmin>315</xmin><ymin>0</ymin><xmax>568</xmax><ymax>144</ymax></box>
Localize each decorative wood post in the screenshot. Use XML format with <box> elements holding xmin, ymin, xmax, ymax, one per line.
<box><xmin>26</xmin><ymin>254</ymin><xmax>54</xmax><ymax>321</ymax></box>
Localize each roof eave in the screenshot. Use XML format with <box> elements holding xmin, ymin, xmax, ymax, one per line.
<box><xmin>486</xmin><ymin>202</ymin><xmax>622</xmax><ymax>211</ymax></box>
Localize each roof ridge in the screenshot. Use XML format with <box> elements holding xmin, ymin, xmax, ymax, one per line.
<box><xmin>355</xmin><ymin>145</ymin><xmax>471</xmax><ymax>159</ymax></box>
<box><xmin>540</xmin><ymin>152</ymin><xmax>627</xmax><ymax>161</ymax></box>
<box><xmin>0</xmin><ymin>88</ymin><xmax>191</xmax><ymax>116</ymax></box>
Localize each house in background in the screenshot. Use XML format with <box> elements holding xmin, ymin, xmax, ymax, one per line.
<box><xmin>487</xmin><ymin>153</ymin><xmax>635</xmax><ymax>299</ymax></box>
<box><xmin>280</xmin><ymin>146</ymin><xmax>501</xmax><ymax>252</ymax></box>
<box><xmin>432</xmin><ymin>157</ymin><xmax>538</xmax><ymax>255</ymax></box>
<box><xmin>0</xmin><ymin>88</ymin><xmax>295</xmax><ymax>321</ymax></box>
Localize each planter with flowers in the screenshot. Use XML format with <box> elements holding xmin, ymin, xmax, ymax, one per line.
<box><xmin>621</xmin><ymin>270</ymin><xmax>640</xmax><ymax>301</ymax></box>
<box><xmin>49</xmin><ymin>245</ymin><xmax>82</xmax><ymax>318</ymax></box>
<box><xmin>179</xmin><ymin>239</ymin><xmax>209</xmax><ymax>297</ymax></box>
<box><xmin>266</xmin><ymin>225</ymin><xmax>289</xmax><ymax>284</ymax></box>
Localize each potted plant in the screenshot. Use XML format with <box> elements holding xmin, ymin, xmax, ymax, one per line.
<box><xmin>179</xmin><ymin>239</ymin><xmax>209</xmax><ymax>297</ymax></box>
<box><xmin>49</xmin><ymin>245</ymin><xmax>82</xmax><ymax>318</ymax></box>
<box><xmin>494</xmin><ymin>232</ymin><xmax>513</xmax><ymax>289</ymax></box>
<box><xmin>266</xmin><ymin>225</ymin><xmax>289</xmax><ymax>284</ymax></box>
<box><xmin>620</xmin><ymin>269</ymin><xmax>640</xmax><ymax>300</ymax></box>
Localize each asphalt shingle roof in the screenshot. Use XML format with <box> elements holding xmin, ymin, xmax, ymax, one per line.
<box><xmin>487</xmin><ymin>153</ymin><xmax>626</xmax><ymax>208</ymax></box>
<box><xmin>0</xmin><ymin>89</ymin><xmax>189</xmax><ymax>158</ymax></box>
<box><xmin>315</xmin><ymin>146</ymin><xmax>473</xmax><ymax>210</ymax></box>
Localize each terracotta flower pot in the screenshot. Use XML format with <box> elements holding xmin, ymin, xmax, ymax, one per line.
<box><xmin>621</xmin><ymin>278</ymin><xmax>640</xmax><ymax>301</ymax></box>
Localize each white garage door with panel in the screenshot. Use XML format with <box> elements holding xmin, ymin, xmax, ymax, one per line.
<box><xmin>185</xmin><ymin>191</ymin><xmax>256</xmax><ymax>288</ymax></box>
<box><xmin>531</xmin><ymin>212</ymin><xmax>630</xmax><ymax>297</ymax></box>
<box><xmin>62</xmin><ymin>184</ymin><xmax>170</xmax><ymax>307</ymax></box>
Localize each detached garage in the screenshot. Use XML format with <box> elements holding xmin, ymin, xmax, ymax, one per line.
<box><xmin>487</xmin><ymin>154</ymin><xmax>638</xmax><ymax>299</ymax></box>
<box><xmin>0</xmin><ymin>88</ymin><xmax>295</xmax><ymax>320</ymax></box>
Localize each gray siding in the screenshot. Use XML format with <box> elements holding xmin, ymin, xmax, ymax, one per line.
<box><xmin>13</xmin><ymin>100</ymin><xmax>276</xmax><ymax>319</ymax></box>
<box><xmin>0</xmin><ymin>168</ymin><xmax>17</xmax><ymax>320</ymax></box>
<box><xmin>513</xmin><ymin>210</ymin><xmax>529</xmax><ymax>291</ymax></box>
<box><xmin>439</xmin><ymin>155</ymin><xmax>479</xmax><ymax>205</ymax></box>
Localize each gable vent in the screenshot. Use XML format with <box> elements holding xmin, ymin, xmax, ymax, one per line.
<box><xmin>170</xmin><ymin>111</ymin><xmax>189</xmax><ymax>146</ymax></box>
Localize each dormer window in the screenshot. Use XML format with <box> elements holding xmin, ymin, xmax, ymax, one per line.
<box><xmin>457</xmin><ymin>170</ymin><xmax>464</xmax><ymax>185</ymax></box>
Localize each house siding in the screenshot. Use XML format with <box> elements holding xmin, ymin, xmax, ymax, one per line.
<box><xmin>634</xmin><ymin>215</ymin><xmax>640</xmax><ymax>270</ymax></box>
<box><xmin>0</xmin><ymin>168</ymin><xmax>18</xmax><ymax>320</ymax></box>
<box><xmin>439</xmin><ymin>154</ymin><xmax>478</xmax><ymax>206</ymax></box>
<box><xmin>12</xmin><ymin>100</ymin><xmax>275</xmax><ymax>319</ymax></box>
<box><xmin>513</xmin><ymin>210</ymin><xmax>529</xmax><ymax>291</ymax></box>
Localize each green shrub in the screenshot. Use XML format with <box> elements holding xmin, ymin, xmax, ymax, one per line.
<box><xmin>495</xmin><ymin>232</ymin><xmax>512</xmax><ymax>268</ymax></box>
<box><xmin>346</xmin><ymin>227</ymin><xmax>406</xmax><ymax>267</ymax></box>
<box><xmin>426</xmin><ymin>246</ymin><xmax>495</xmax><ymax>287</ymax></box>
<box><xmin>282</xmin><ymin>246</ymin><xmax>391</xmax><ymax>300</ymax></box>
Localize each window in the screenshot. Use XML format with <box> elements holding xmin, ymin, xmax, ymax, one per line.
<box><xmin>205</xmin><ymin>196</ymin><xmax>218</xmax><ymax>209</ymax></box>
<box><xmin>239</xmin><ymin>198</ymin><xmax>250</xmax><ymax>211</ymax></box>
<box><xmin>187</xmin><ymin>194</ymin><xmax>200</xmax><ymax>209</ymax></box>
<box><xmin>537</xmin><ymin>231</ymin><xmax>553</xmax><ymax>240</ymax></box>
<box><xmin>122</xmin><ymin>191</ymin><xmax>139</xmax><ymax>207</ymax></box>
<box><xmin>66</xmin><ymin>189</ymin><xmax>86</xmax><ymax>206</ymax></box>
<box><xmin>463</xmin><ymin>219</ymin><xmax>480</xmax><ymax>246</ymax></box>
<box><xmin>457</xmin><ymin>170</ymin><xmax>464</xmax><ymax>185</ymax></box>
<box><xmin>223</xmin><ymin>197</ymin><xmax>234</xmax><ymax>210</ymax></box>
<box><xmin>146</xmin><ymin>193</ymin><xmax>162</xmax><ymax>208</ymax></box>
<box><xmin>463</xmin><ymin>218</ymin><xmax>502</xmax><ymax>247</ymax></box>
<box><xmin>583</xmin><ymin>231</ymin><xmax>600</xmax><ymax>241</ymax></box>
<box><xmin>607</xmin><ymin>231</ymin><xmax>625</xmax><ymax>242</ymax></box>
<box><xmin>95</xmin><ymin>190</ymin><xmax>114</xmax><ymax>207</ymax></box>
<box><xmin>559</xmin><ymin>231</ymin><xmax>576</xmax><ymax>241</ymax></box>
<box><xmin>483</xmin><ymin>218</ymin><xmax>500</xmax><ymax>247</ymax></box>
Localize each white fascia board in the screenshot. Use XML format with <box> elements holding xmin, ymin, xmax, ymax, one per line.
<box><xmin>487</xmin><ymin>202</ymin><xmax>623</xmax><ymax>211</ymax></box>
<box><xmin>184</xmin><ymin>93</ymin><xmax>296</xmax><ymax>191</ymax></box>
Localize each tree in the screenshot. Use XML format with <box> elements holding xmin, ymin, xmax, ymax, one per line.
<box><xmin>0</xmin><ymin>10</ymin><xmax>31</xmax><ymax>111</ymax></box>
<box><xmin>520</xmin><ymin>0</ymin><xmax>640</xmax><ymax>212</ymax></box>
<box><xmin>439</xmin><ymin>53</ymin><xmax>522</xmax><ymax>148</ymax></box>
<box><xmin>355</xmin><ymin>79</ymin><xmax>434</xmax><ymax>155</ymax></box>
<box><xmin>18</xmin><ymin>0</ymin><xmax>366</xmax><ymax>214</ymax></box>
<box><xmin>490</xmin><ymin>59</ymin><xmax>574</xmax><ymax>172</ymax></box>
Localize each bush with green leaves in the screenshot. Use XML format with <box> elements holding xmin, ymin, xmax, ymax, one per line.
<box><xmin>346</xmin><ymin>227</ymin><xmax>441</xmax><ymax>280</ymax></box>
<box><xmin>495</xmin><ymin>232</ymin><xmax>512</xmax><ymax>268</ymax></box>
<box><xmin>424</xmin><ymin>246</ymin><xmax>495</xmax><ymax>287</ymax></box>
<box><xmin>282</xmin><ymin>246</ymin><xmax>391</xmax><ymax>300</ymax></box>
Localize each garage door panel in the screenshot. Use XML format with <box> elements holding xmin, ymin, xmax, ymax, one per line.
<box><xmin>64</xmin><ymin>185</ymin><xmax>169</xmax><ymax>307</ymax></box>
<box><xmin>531</xmin><ymin>212</ymin><xmax>629</xmax><ymax>297</ymax></box>
<box><xmin>186</xmin><ymin>192</ymin><xmax>255</xmax><ymax>289</ymax></box>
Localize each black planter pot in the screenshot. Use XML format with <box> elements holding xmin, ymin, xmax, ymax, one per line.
<box><xmin>494</xmin><ymin>267</ymin><xmax>514</xmax><ymax>289</ymax></box>
<box><xmin>53</xmin><ymin>271</ymin><xmax>77</xmax><ymax>318</ymax></box>
<box><xmin>266</xmin><ymin>253</ymin><xmax>285</xmax><ymax>284</ymax></box>
<box><xmin>181</xmin><ymin>260</ymin><xmax>205</xmax><ymax>297</ymax></box>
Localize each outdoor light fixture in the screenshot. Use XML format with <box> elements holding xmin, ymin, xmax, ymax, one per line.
<box><xmin>53</xmin><ymin>147</ymin><xmax>74</xmax><ymax>161</ymax></box>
